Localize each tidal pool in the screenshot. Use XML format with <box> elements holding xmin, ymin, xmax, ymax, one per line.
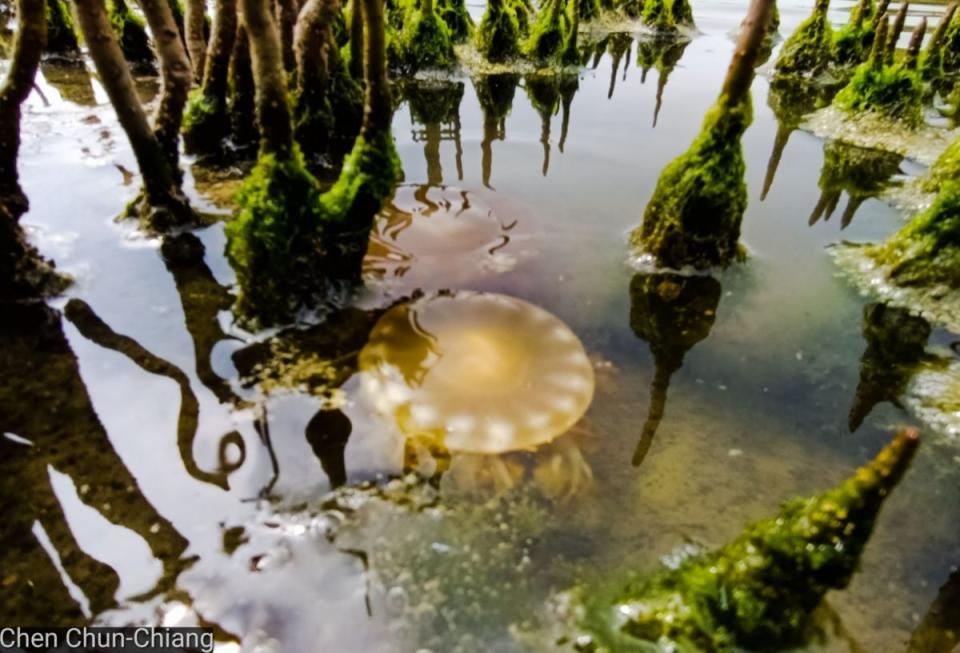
<box><xmin>3</xmin><ymin>0</ymin><xmax>960</xmax><ymax>651</ymax></box>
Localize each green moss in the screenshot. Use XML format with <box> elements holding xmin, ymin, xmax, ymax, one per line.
<box><xmin>669</xmin><ymin>0</ymin><xmax>693</xmax><ymax>28</ymax></box>
<box><xmin>320</xmin><ymin>130</ymin><xmax>401</xmax><ymax>234</ymax></box>
<box><xmin>522</xmin><ymin>0</ymin><xmax>567</xmax><ymax>62</ymax></box>
<box><xmin>476</xmin><ymin>0</ymin><xmax>521</xmax><ymax>62</ymax></box>
<box><xmin>834</xmin><ymin>62</ymin><xmax>924</xmax><ymax>127</ymax></box>
<box><xmin>182</xmin><ymin>90</ymin><xmax>227</xmax><ymax>155</ymax></box>
<box><xmin>45</xmin><ymin>0</ymin><xmax>79</xmax><ymax>56</ymax></box>
<box><xmin>773</xmin><ymin>0</ymin><xmax>833</xmax><ymax>78</ymax></box>
<box><xmin>225</xmin><ymin>150</ymin><xmax>324</xmax><ymax>323</ymax></box>
<box><xmin>833</xmin><ymin>19</ymin><xmax>873</xmax><ymax>66</ymax></box>
<box><xmin>578</xmin><ymin>0</ymin><xmax>601</xmax><ymax>23</ymax></box>
<box><xmin>579</xmin><ymin>430</ymin><xmax>918</xmax><ymax>652</ymax></box>
<box><xmin>869</xmin><ymin>181</ymin><xmax>960</xmax><ymax>289</ymax></box>
<box><xmin>400</xmin><ymin>3</ymin><xmax>457</xmax><ymax>72</ymax></box>
<box><xmin>437</xmin><ymin>0</ymin><xmax>474</xmax><ymax>41</ymax></box>
<box><xmin>922</xmin><ymin>137</ymin><xmax>960</xmax><ymax>193</ymax></box>
<box><xmin>942</xmin><ymin>12</ymin><xmax>960</xmax><ymax>74</ymax></box>
<box><xmin>559</xmin><ymin>0</ymin><xmax>581</xmax><ymax>66</ymax></box>
<box><xmin>512</xmin><ymin>0</ymin><xmax>532</xmax><ymax>36</ymax></box>
<box><xmin>620</xmin><ymin>0</ymin><xmax>644</xmax><ymax>18</ymax></box>
<box><xmin>108</xmin><ymin>0</ymin><xmax>155</xmax><ymax>70</ymax></box>
<box><xmin>641</xmin><ymin>0</ymin><xmax>675</xmax><ymax>34</ymax></box>
<box><xmin>630</xmin><ymin>96</ymin><xmax>751</xmax><ymax>270</ymax></box>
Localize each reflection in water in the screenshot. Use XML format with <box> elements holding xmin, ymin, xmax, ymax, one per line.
<box><xmin>41</xmin><ymin>62</ymin><xmax>97</xmax><ymax>107</ymax></box>
<box><xmin>474</xmin><ymin>73</ymin><xmax>519</xmax><ymax>189</ymax></box>
<box><xmin>403</xmin><ymin>80</ymin><xmax>465</xmax><ymax>185</ymax></box>
<box><xmin>848</xmin><ymin>302</ymin><xmax>930</xmax><ymax>432</ymax></box>
<box><xmin>606</xmin><ymin>33</ymin><xmax>633</xmax><ymax>99</ymax></box>
<box><xmin>629</xmin><ymin>273</ymin><xmax>721</xmax><ymax>466</ymax></box>
<box><xmin>364</xmin><ymin>185</ymin><xmax>526</xmax><ymax>290</ymax></box>
<box><xmin>231</xmin><ymin>307</ymin><xmax>381</xmax><ymax>491</ymax></box>
<box><xmin>635</xmin><ymin>36</ymin><xmax>691</xmax><ymax>126</ymax></box>
<box><xmin>809</xmin><ymin>141</ymin><xmax>903</xmax><ymax>229</ymax></box>
<box><xmin>525</xmin><ymin>74</ymin><xmax>560</xmax><ymax>176</ymax></box>
<box><xmin>160</xmin><ymin>233</ymin><xmax>241</xmax><ymax>405</ymax></box>
<box><xmin>358</xmin><ymin>292</ymin><xmax>595</xmax><ymax>499</ymax></box>
<box><xmin>762</xmin><ymin>79</ymin><xmax>830</xmax><ymax>200</ymax></box>
<box><xmin>907</xmin><ymin>567</ymin><xmax>960</xmax><ymax>653</ymax></box>
<box><xmin>64</xmin><ymin>299</ymin><xmax>244</xmax><ymax>490</ymax></box>
<box><xmin>0</xmin><ymin>303</ymin><xmax>189</xmax><ymax>625</ymax></box>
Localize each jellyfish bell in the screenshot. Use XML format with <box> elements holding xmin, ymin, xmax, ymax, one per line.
<box><xmin>359</xmin><ymin>292</ymin><xmax>596</xmax><ymax>456</ymax></box>
<box><xmin>357</xmin><ymin>292</ymin><xmax>597</xmax><ymax>499</ymax></box>
<box><xmin>363</xmin><ymin>185</ymin><xmax>534</xmax><ymax>291</ymax></box>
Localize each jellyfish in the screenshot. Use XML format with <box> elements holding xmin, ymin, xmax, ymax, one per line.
<box><xmin>358</xmin><ymin>292</ymin><xmax>596</xmax><ymax>499</ymax></box>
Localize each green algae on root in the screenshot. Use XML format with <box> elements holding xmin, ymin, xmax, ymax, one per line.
<box><xmin>922</xmin><ymin>135</ymin><xmax>960</xmax><ymax>193</ymax></box>
<box><xmin>576</xmin><ymin>428</ymin><xmax>919</xmax><ymax>652</ymax></box>
<box><xmin>225</xmin><ymin>150</ymin><xmax>326</xmax><ymax>322</ymax></box>
<box><xmin>522</xmin><ymin>0</ymin><xmax>567</xmax><ymax>62</ymax></box>
<box><xmin>476</xmin><ymin>0</ymin><xmax>522</xmax><ymax>62</ymax></box>
<box><xmin>773</xmin><ymin>0</ymin><xmax>833</xmax><ymax>78</ymax></box>
<box><xmin>832</xmin><ymin>0</ymin><xmax>875</xmax><ymax>66</ymax></box>
<box><xmin>108</xmin><ymin>0</ymin><xmax>156</xmax><ymax>73</ymax></box>
<box><xmin>834</xmin><ymin>60</ymin><xmax>924</xmax><ymax>127</ymax></box>
<box><xmin>631</xmin><ymin>98</ymin><xmax>750</xmax><ymax>269</ymax></box>
<box><xmin>670</xmin><ymin>0</ymin><xmax>694</xmax><ymax>29</ymax></box>
<box><xmin>182</xmin><ymin>90</ymin><xmax>224</xmax><ymax>154</ymax></box>
<box><xmin>868</xmin><ymin>181</ymin><xmax>960</xmax><ymax>290</ymax></box>
<box><xmin>631</xmin><ymin>0</ymin><xmax>772</xmax><ymax>270</ymax></box>
<box><xmin>400</xmin><ymin>0</ymin><xmax>457</xmax><ymax>72</ymax></box>
<box><xmin>918</xmin><ymin>3</ymin><xmax>957</xmax><ymax>84</ymax></box>
<box><xmin>641</xmin><ymin>0</ymin><xmax>675</xmax><ymax>35</ymax></box>
<box><xmin>437</xmin><ymin>0</ymin><xmax>473</xmax><ymax>42</ymax></box>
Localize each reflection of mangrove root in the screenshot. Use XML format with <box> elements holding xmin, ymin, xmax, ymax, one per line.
<box><xmin>907</xmin><ymin>567</ymin><xmax>960</xmax><ymax>653</ymax></box>
<box><xmin>629</xmin><ymin>272</ymin><xmax>721</xmax><ymax>466</ymax></box>
<box><xmin>574</xmin><ymin>429</ymin><xmax>919</xmax><ymax>652</ymax></box>
<box><xmin>64</xmin><ymin>299</ymin><xmax>241</xmax><ymax>490</ymax></box>
<box><xmin>848</xmin><ymin>302</ymin><xmax>930</xmax><ymax>432</ymax></box>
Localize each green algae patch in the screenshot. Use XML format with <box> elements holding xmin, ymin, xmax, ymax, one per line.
<box><xmin>642</xmin><ymin>0</ymin><xmax>676</xmax><ymax>36</ymax></box>
<box><xmin>401</xmin><ymin>1</ymin><xmax>457</xmax><ymax>72</ymax></box>
<box><xmin>833</xmin><ymin>17</ymin><xmax>873</xmax><ymax>67</ymax></box>
<box><xmin>922</xmin><ymin>137</ymin><xmax>960</xmax><ymax>193</ymax></box>
<box><xmin>438</xmin><ymin>0</ymin><xmax>474</xmax><ymax>42</ymax></box>
<box><xmin>669</xmin><ymin>0</ymin><xmax>694</xmax><ymax>29</ymax></box>
<box><xmin>476</xmin><ymin>0</ymin><xmax>522</xmax><ymax>63</ymax></box>
<box><xmin>225</xmin><ymin>150</ymin><xmax>325</xmax><ymax>323</ymax></box>
<box><xmin>834</xmin><ymin>63</ymin><xmax>924</xmax><ymax>127</ymax></box>
<box><xmin>182</xmin><ymin>89</ymin><xmax>227</xmax><ymax>155</ymax></box>
<box><xmin>630</xmin><ymin>96</ymin><xmax>751</xmax><ymax>270</ymax></box>
<box><xmin>773</xmin><ymin>0</ymin><xmax>833</xmax><ymax>79</ymax></box>
<box><xmin>523</xmin><ymin>0</ymin><xmax>567</xmax><ymax>62</ymax></box>
<box><xmin>868</xmin><ymin>182</ymin><xmax>960</xmax><ymax>290</ymax></box>
<box><xmin>572</xmin><ymin>429</ymin><xmax>918</xmax><ymax>652</ymax></box>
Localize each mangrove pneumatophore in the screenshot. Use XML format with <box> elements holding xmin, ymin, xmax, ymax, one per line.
<box><xmin>400</xmin><ymin>0</ymin><xmax>457</xmax><ymax>72</ymax></box>
<box><xmin>476</xmin><ymin>0</ymin><xmax>522</xmax><ymax>62</ymax></box>
<box><xmin>832</xmin><ymin>0</ymin><xmax>877</xmax><ymax>66</ymax></box>
<box><xmin>522</xmin><ymin>0</ymin><xmax>567</xmax><ymax>63</ymax></box>
<box><xmin>629</xmin><ymin>272</ymin><xmax>720</xmax><ymax>466</ymax></box>
<box><xmin>438</xmin><ymin>0</ymin><xmax>474</xmax><ymax>41</ymax></box>
<box><xmin>808</xmin><ymin>140</ymin><xmax>903</xmax><ymax>229</ymax></box>
<box><xmin>631</xmin><ymin>0</ymin><xmax>774</xmax><ymax>270</ymax></box>
<box><xmin>848</xmin><ymin>302</ymin><xmax>930</xmax><ymax>432</ymax></box>
<box><xmin>772</xmin><ymin>0</ymin><xmax>833</xmax><ymax>79</ymax></box>
<box><xmin>226</xmin><ymin>0</ymin><xmax>400</xmax><ymax>325</ymax></box>
<box><xmin>918</xmin><ymin>3</ymin><xmax>958</xmax><ymax>85</ymax></box>
<box><xmin>866</xmin><ymin>175</ymin><xmax>960</xmax><ymax>292</ymax></box>
<box><xmin>833</xmin><ymin>15</ymin><xmax>925</xmax><ymax>127</ymax></box>
<box><xmin>404</xmin><ymin>80</ymin><xmax>465</xmax><ymax>184</ymax></box>
<box><xmin>576</xmin><ymin>428</ymin><xmax>920</xmax><ymax>652</ymax></box>
<box><xmin>476</xmin><ymin>73</ymin><xmax>519</xmax><ymax>188</ymax></box>
<box><xmin>1</xmin><ymin>0</ymin><xmax>68</xmax><ymax>300</ymax></box>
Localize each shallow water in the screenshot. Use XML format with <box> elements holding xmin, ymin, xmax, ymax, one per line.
<box><xmin>4</xmin><ymin>0</ymin><xmax>960</xmax><ymax>651</ymax></box>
